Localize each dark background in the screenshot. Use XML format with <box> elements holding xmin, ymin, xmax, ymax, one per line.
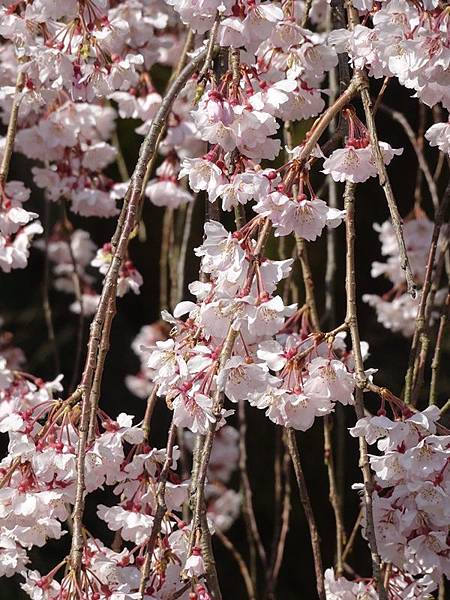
<box><xmin>0</xmin><ymin>78</ymin><xmax>449</xmax><ymax>599</ymax></box>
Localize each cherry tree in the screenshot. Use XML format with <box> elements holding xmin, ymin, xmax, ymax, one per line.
<box><xmin>0</xmin><ymin>0</ymin><xmax>449</xmax><ymax>599</ymax></box>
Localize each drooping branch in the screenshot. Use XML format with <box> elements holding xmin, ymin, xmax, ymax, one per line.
<box><xmin>138</xmin><ymin>424</ymin><xmax>178</xmax><ymax>597</ymax></box>
<box><xmin>343</xmin><ymin>181</ymin><xmax>387</xmax><ymax>600</ymax></box>
<box><xmin>358</xmin><ymin>80</ymin><xmax>417</xmax><ymax>299</ymax></box>
<box><xmin>285</xmin><ymin>428</ymin><xmax>325</xmax><ymax>600</ymax></box>
<box><xmin>0</xmin><ymin>70</ymin><xmax>25</xmax><ymax>185</ymax></box>
<box><xmin>429</xmin><ymin>292</ymin><xmax>450</xmax><ymax>406</ymax></box>
<box><xmin>215</xmin><ymin>528</ymin><xmax>256</xmax><ymax>600</ymax></box>
<box><xmin>404</xmin><ymin>182</ymin><xmax>450</xmax><ymax>404</ymax></box>
<box><xmin>378</xmin><ymin>103</ymin><xmax>439</xmax><ymax>210</ymax></box>
<box><xmin>69</xmin><ymin>44</ymin><xmax>217</xmax><ymax>579</ymax></box>
<box><xmin>238</xmin><ymin>400</ymin><xmax>268</xmax><ymax>578</ymax></box>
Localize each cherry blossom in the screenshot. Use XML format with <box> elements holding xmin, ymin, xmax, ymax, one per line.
<box><xmin>0</xmin><ymin>1</ymin><xmax>449</xmax><ymax>598</ymax></box>
<box><xmin>425</xmin><ymin>121</ymin><xmax>450</xmax><ymax>156</ymax></box>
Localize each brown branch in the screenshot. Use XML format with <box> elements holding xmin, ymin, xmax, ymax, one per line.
<box><xmin>176</xmin><ymin>199</ymin><xmax>195</xmax><ymax>304</ymax></box>
<box><xmin>160</xmin><ymin>208</ymin><xmax>174</xmax><ymax>311</ymax></box>
<box><xmin>301</xmin><ymin>0</ymin><xmax>313</xmax><ymax>27</ymax></box>
<box><xmin>0</xmin><ymin>70</ymin><xmax>25</xmax><ymax>184</ymax></box>
<box><xmin>65</xmin><ymin>218</ymin><xmax>85</xmax><ymax>395</ymax></box>
<box><xmin>68</xmin><ymin>45</ymin><xmax>216</xmax><ymax>580</ymax></box>
<box><xmin>266</xmin><ymin>445</ymin><xmax>291</xmax><ymax>598</ymax></box>
<box><xmin>324</xmin><ymin>416</ymin><xmax>345</xmax><ymax>576</ymax></box>
<box><xmin>197</xmin><ymin>14</ymin><xmax>221</xmax><ymax>84</ymax></box>
<box><xmin>378</xmin><ymin>103</ymin><xmax>439</xmax><ymax>210</ymax></box>
<box><xmin>295</xmin><ymin>236</ymin><xmax>320</xmax><ymax>331</ymax></box>
<box><xmin>404</xmin><ymin>182</ymin><xmax>450</xmax><ymax>404</ymax></box>
<box><xmin>343</xmin><ymin>181</ymin><xmax>387</xmax><ymax>600</ymax></box>
<box><xmin>285</xmin><ymin>428</ymin><xmax>325</xmax><ymax>600</ymax></box>
<box><xmin>342</xmin><ymin>507</ymin><xmax>363</xmax><ymax>563</ymax></box>
<box><xmin>188</xmin><ymin>327</ymin><xmax>238</xmax><ymax>600</ymax></box>
<box><xmin>297</xmin><ymin>79</ymin><xmax>359</xmax><ymax>168</ymax></box>
<box><xmin>238</xmin><ymin>400</ymin><xmax>267</xmax><ymax>580</ymax></box>
<box><xmin>429</xmin><ymin>292</ymin><xmax>450</xmax><ymax>406</ymax></box>
<box><xmin>142</xmin><ymin>386</ymin><xmax>159</xmax><ymax>441</ymax></box>
<box><xmin>215</xmin><ymin>528</ymin><xmax>256</xmax><ymax>600</ymax></box>
<box><xmin>358</xmin><ymin>80</ymin><xmax>416</xmax><ymax>298</ymax></box>
<box><xmin>138</xmin><ymin>423</ymin><xmax>178</xmax><ymax>597</ymax></box>
<box><xmin>440</xmin><ymin>398</ymin><xmax>450</xmax><ymax>416</ymax></box>
<box><xmin>42</xmin><ymin>199</ymin><xmax>60</xmax><ymax>376</ymax></box>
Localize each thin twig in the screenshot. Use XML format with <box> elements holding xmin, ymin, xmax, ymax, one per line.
<box><xmin>188</xmin><ymin>327</ymin><xmax>238</xmax><ymax>600</ymax></box>
<box><xmin>267</xmin><ymin>446</ymin><xmax>291</xmax><ymax>597</ymax></box>
<box><xmin>378</xmin><ymin>103</ymin><xmax>439</xmax><ymax>210</ymax></box>
<box><xmin>404</xmin><ymin>182</ymin><xmax>450</xmax><ymax>404</ymax></box>
<box><xmin>69</xmin><ymin>46</ymin><xmax>216</xmax><ymax>580</ymax></box>
<box><xmin>238</xmin><ymin>400</ymin><xmax>268</xmax><ymax>577</ymax></box>
<box><xmin>138</xmin><ymin>424</ymin><xmax>178</xmax><ymax>597</ymax></box>
<box><xmin>197</xmin><ymin>15</ymin><xmax>221</xmax><ymax>83</ymax></box>
<box><xmin>301</xmin><ymin>0</ymin><xmax>313</xmax><ymax>27</ymax></box>
<box><xmin>111</xmin><ymin>127</ymin><xmax>130</xmax><ymax>182</ymax></box>
<box><xmin>215</xmin><ymin>528</ymin><xmax>256</xmax><ymax>600</ymax></box>
<box><xmin>295</xmin><ymin>236</ymin><xmax>320</xmax><ymax>331</ymax></box>
<box><xmin>176</xmin><ymin>199</ymin><xmax>195</xmax><ymax>304</ymax></box>
<box><xmin>358</xmin><ymin>79</ymin><xmax>416</xmax><ymax>298</ymax></box>
<box><xmin>285</xmin><ymin>428</ymin><xmax>325</xmax><ymax>600</ymax></box>
<box><xmin>429</xmin><ymin>292</ymin><xmax>450</xmax><ymax>406</ymax></box>
<box><xmin>62</xmin><ymin>208</ymin><xmax>85</xmax><ymax>395</ymax></box>
<box><xmin>142</xmin><ymin>386</ymin><xmax>158</xmax><ymax>440</ymax></box>
<box><xmin>343</xmin><ymin>181</ymin><xmax>387</xmax><ymax>600</ymax></box>
<box><xmin>341</xmin><ymin>507</ymin><xmax>363</xmax><ymax>563</ymax></box>
<box><xmin>160</xmin><ymin>208</ymin><xmax>174</xmax><ymax>312</ymax></box>
<box><xmin>42</xmin><ymin>199</ymin><xmax>60</xmax><ymax>376</ymax></box>
<box><xmin>0</xmin><ymin>70</ymin><xmax>25</xmax><ymax>184</ymax></box>
<box><xmin>324</xmin><ymin>416</ymin><xmax>345</xmax><ymax>576</ymax></box>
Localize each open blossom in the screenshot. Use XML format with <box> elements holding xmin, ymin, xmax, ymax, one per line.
<box><xmin>146</xmin><ymin>156</ymin><xmax>193</xmax><ymax>208</ymax></box>
<box><xmin>184</xmin><ymin>547</ymin><xmax>206</xmax><ymax>578</ymax></box>
<box><xmin>425</xmin><ymin>121</ymin><xmax>450</xmax><ymax>156</ymax></box>
<box><xmin>172</xmin><ymin>392</ymin><xmax>216</xmax><ymax>434</ymax></box>
<box><xmin>217</xmin><ymin>356</ymin><xmax>270</xmax><ymax>403</ymax></box>
<box><xmin>0</xmin><ymin>221</ymin><xmax>43</xmax><ymax>273</ymax></box>
<box><xmin>350</xmin><ymin>407</ymin><xmax>449</xmax><ymax>588</ymax></box>
<box><xmin>304</xmin><ymin>357</ymin><xmax>355</xmax><ymax>406</ymax></box>
<box><xmin>0</xmin><ymin>0</ymin><xmax>449</xmax><ymax>597</ymax></box>
<box><xmin>322</xmin><ymin>142</ymin><xmax>403</xmax><ymax>183</ymax></box>
<box><xmin>364</xmin><ymin>213</ymin><xmax>445</xmax><ymax>336</ymax></box>
<box><xmin>179</xmin><ymin>157</ymin><xmax>226</xmax><ymax>201</ymax></box>
<box><xmin>254</xmin><ymin>191</ymin><xmax>343</xmax><ymax>241</ymax></box>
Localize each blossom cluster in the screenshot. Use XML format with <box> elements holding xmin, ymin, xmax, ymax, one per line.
<box><xmin>351</xmin><ymin>406</ymin><xmax>450</xmax><ymax>594</ymax></box>
<box><xmin>331</xmin><ymin>0</ymin><xmax>450</xmax><ymax>109</ymax></box>
<box><xmin>139</xmin><ymin>217</ymin><xmax>373</xmax><ymax>436</ymax></box>
<box><xmin>0</xmin><ymin>0</ymin><xmax>448</xmax><ymax>598</ymax></box>
<box><xmin>0</xmin><ymin>348</ymin><xmax>212</xmax><ymax>597</ymax></box>
<box><xmin>363</xmin><ymin>212</ymin><xmax>446</xmax><ymax>336</ymax></box>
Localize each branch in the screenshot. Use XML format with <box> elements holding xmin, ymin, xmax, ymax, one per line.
<box><xmin>377</xmin><ymin>103</ymin><xmax>439</xmax><ymax>210</ymax></box>
<box><xmin>403</xmin><ymin>182</ymin><xmax>450</xmax><ymax>404</ymax></box>
<box><xmin>429</xmin><ymin>292</ymin><xmax>450</xmax><ymax>406</ymax></box>
<box><xmin>215</xmin><ymin>528</ymin><xmax>256</xmax><ymax>600</ymax></box>
<box><xmin>295</xmin><ymin>236</ymin><xmax>320</xmax><ymax>331</ymax></box>
<box><xmin>324</xmin><ymin>416</ymin><xmax>345</xmax><ymax>576</ymax></box>
<box><xmin>188</xmin><ymin>327</ymin><xmax>238</xmax><ymax>600</ymax></box>
<box><xmin>266</xmin><ymin>445</ymin><xmax>291</xmax><ymax>598</ymax></box>
<box><xmin>238</xmin><ymin>400</ymin><xmax>268</xmax><ymax>575</ymax></box>
<box><xmin>343</xmin><ymin>180</ymin><xmax>387</xmax><ymax>600</ymax></box>
<box><xmin>69</xmin><ymin>44</ymin><xmax>216</xmax><ymax>579</ymax></box>
<box><xmin>138</xmin><ymin>424</ymin><xmax>178</xmax><ymax>597</ymax></box>
<box><xmin>357</xmin><ymin>79</ymin><xmax>416</xmax><ymax>298</ymax></box>
<box><xmin>0</xmin><ymin>70</ymin><xmax>25</xmax><ymax>184</ymax></box>
<box><xmin>285</xmin><ymin>428</ymin><xmax>325</xmax><ymax>600</ymax></box>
